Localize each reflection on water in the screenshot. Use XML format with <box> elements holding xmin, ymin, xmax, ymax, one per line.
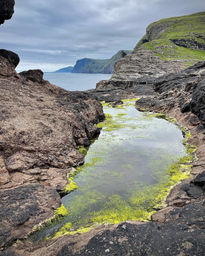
<box><xmin>61</xmin><ymin>101</ymin><xmax>186</xmax><ymax>228</ymax></box>
<box><xmin>32</xmin><ymin>100</ymin><xmax>191</xmax><ymax>240</ymax></box>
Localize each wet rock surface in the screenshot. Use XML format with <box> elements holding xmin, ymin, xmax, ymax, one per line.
<box><xmin>0</xmin><ymin>0</ymin><xmax>15</xmax><ymax>25</ymax></box>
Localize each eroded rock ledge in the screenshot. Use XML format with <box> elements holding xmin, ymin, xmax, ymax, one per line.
<box><xmin>0</xmin><ymin>51</ymin><xmax>104</xmax><ymax>251</ymax></box>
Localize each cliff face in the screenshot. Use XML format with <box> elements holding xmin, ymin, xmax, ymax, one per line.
<box><xmin>0</xmin><ymin>0</ymin><xmax>15</xmax><ymax>25</ymax></box>
<box><xmin>62</xmin><ymin>50</ymin><xmax>131</xmax><ymax>74</ymax></box>
<box><xmin>72</xmin><ymin>58</ymin><xmax>108</xmax><ymax>73</ymax></box>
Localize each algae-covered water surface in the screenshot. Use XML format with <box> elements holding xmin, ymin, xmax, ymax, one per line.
<box><xmin>33</xmin><ymin>100</ymin><xmax>194</xmax><ymax>240</ymax></box>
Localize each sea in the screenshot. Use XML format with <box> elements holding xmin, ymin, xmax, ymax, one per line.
<box><xmin>44</xmin><ymin>73</ymin><xmax>111</xmax><ymax>91</ymax></box>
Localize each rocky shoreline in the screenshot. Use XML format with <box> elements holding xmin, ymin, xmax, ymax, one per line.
<box><xmin>2</xmin><ymin>60</ymin><xmax>204</xmax><ymax>256</ymax></box>
<box><xmin>0</xmin><ymin>4</ymin><xmax>205</xmax><ymax>255</ymax></box>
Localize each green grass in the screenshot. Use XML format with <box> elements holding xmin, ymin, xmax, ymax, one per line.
<box><xmin>138</xmin><ymin>12</ymin><xmax>205</xmax><ymax>66</ymax></box>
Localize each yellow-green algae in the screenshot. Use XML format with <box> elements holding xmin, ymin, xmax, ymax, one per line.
<box><xmin>32</xmin><ymin>99</ymin><xmax>196</xmax><ymax>240</ymax></box>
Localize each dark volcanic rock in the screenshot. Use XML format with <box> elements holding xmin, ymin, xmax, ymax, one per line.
<box><xmin>135</xmin><ymin>61</ymin><xmax>205</xmax><ymax>116</ymax></box>
<box><xmin>193</xmin><ymin>171</ymin><xmax>205</xmax><ymax>187</ymax></box>
<box><xmin>19</xmin><ymin>69</ymin><xmax>44</xmax><ymax>83</ymax></box>
<box><xmin>0</xmin><ymin>0</ymin><xmax>15</xmax><ymax>25</ymax></box>
<box><xmin>191</xmin><ymin>78</ymin><xmax>205</xmax><ymax>126</ymax></box>
<box><xmin>0</xmin><ymin>50</ymin><xmax>20</xmax><ymax>68</ymax></box>
<box><xmin>56</xmin><ymin>201</ymin><xmax>205</xmax><ymax>256</ymax></box>
<box><xmin>0</xmin><ymin>184</ymin><xmax>61</xmax><ymax>250</ymax></box>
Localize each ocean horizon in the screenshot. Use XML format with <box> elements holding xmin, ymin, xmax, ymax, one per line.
<box><xmin>44</xmin><ymin>72</ymin><xmax>111</xmax><ymax>91</ymax></box>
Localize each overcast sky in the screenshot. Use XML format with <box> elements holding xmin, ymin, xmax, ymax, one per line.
<box><xmin>0</xmin><ymin>0</ymin><xmax>204</xmax><ymax>72</ymax></box>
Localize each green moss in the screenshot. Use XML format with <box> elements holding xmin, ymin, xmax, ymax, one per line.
<box><xmin>65</xmin><ymin>179</ymin><xmax>78</xmax><ymax>193</ymax></box>
<box><xmin>139</xmin><ymin>12</ymin><xmax>205</xmax><ymax>66</ymax></box>
<box><xmin>122</xmin><ymin>98</ymin><xmax>140</xmax><ymax>103</ymax></box>
<box><xmin>78</xmin><ymin>146</ymin><xmax>88</xmax><ymax>156</ymax></box>
<box><xmin>96</xmin><ymin>113</ymin><xmax>126</xmax><ymax>131</ymax></box>
<box><xmin>54</xmin><ymin>204</ymin><xmax>68</xmax><ymax>217</ymax></box>
<box><xmin>117</xmin><ymin>113</ymin><xmax>127</xmax><ymax>118</ymax></box>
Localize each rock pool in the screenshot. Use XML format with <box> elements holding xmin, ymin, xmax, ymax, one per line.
<box><xmin>32</xmin><ymin>99</ymin><xmax>194</xmax><ymax>240</ymax></box>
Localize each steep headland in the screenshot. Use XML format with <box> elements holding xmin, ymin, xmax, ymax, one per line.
<box><xmin>56</xmin><ymin>50</ymin><xmax>131</xmax><ymax>74</ymax></box>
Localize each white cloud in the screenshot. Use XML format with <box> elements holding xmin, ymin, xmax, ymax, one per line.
<box><xmin>16</xmin><ymin>61</ymin><xmax>68</xmax><ymax>73</ymax></box>
<box><xmin>21</xmin><ymin>48</ymin><xmax>63</xmax><ymax>55</ymax></box>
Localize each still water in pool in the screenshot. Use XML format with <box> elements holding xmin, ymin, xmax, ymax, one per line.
<box><xmin>32</xmin><ymin>100</ymin><xmax>192</xmax><ymax>240</ymax></box>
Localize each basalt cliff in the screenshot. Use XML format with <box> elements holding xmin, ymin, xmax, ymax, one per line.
<box><xmin>1</xmin><ymin>9</ymin><xmax>205</xmax><ymax>256</ymax></box>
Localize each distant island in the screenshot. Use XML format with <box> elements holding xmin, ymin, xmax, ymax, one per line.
<box><xmin>55</xmin><ymin>50</ymin><xmax>131</xmax><ymax>74</ymax></box>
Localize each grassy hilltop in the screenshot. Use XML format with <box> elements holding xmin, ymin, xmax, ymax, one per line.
<box><xmin>136</xmin><ymin>12</ymin><xmax>205</xmax><ymax>66</ymax></box>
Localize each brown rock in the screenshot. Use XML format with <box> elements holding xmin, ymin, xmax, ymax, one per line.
<box><xmin>19</xmin><ymin>69</ymin><xmax>44</xmax><ymax>83</ymax></box>
<box><xmin>0</xmin><ymin>53</ymin><xmax>104</xmax><ymax>250</ymax></box>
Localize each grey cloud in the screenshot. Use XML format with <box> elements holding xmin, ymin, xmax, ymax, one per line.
<box><xmin>0</xmin><ymin>0</ymin><xmax>204</xmax><ymax>71</ymax></box>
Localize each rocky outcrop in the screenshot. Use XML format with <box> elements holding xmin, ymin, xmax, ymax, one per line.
<box><xmin>0</xmin><ymin>184</ymin><xmax>60</xmax><ymax>249</ymax></box>
<box><xmin>191</xmin><ymin>78</ymin><xmax>205</xmax><ymax>125</ymax></box>
<box><xmin>0</xmin><ymin>51</ymin><xmax>104</xmax><ymax>250</ymax></box>
<box><xmin>135</xmin><ymin>61</ymin><xmax>205</xmax><ymax>116</ymax></box>
<box><xmin>19</xmin><ymin>69</ymin><xmax>44</xmax><ymax>83</ymax></box>
<box><xmin>4</xmin><ymin>60</ymin><xmax>205</xmax><ymax>256</ymax></box>
<box><xmin>0</xmin><ymin>0</ymin><xmax>15</xmax><ymax>25</ymax></box>
<box><xmin>0</xmin><ymin>49</ymin><xmax>19</xmax><ymax>68</ymax></box>
<box><xmin>111</xmin><ymin>49</ymin><xmax>185</xmax><ymax>81</ymax></box>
